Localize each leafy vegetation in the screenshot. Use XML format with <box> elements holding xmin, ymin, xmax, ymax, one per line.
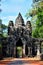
<box><xmin>0</xmin><ymin>19</ymin><xmax>8</xmax><ymax>37</ymax></box>
<box><xmin>26</xmin><ymin>1</ymin><xmax>43</xmax><ymax>38</ymax></box>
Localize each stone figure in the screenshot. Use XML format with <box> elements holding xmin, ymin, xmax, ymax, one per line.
<box><xmin>8</xmin><ymin>20</ymin><xmax>14</xmax><ymax>35</ymax></box>
<box><xmin>26</xmin><ymin>21</ymin><xmax>32</xmax><ymax>36</ymax></box>
<box><xmin>15</xmin><ymin>13</ymin><xmax>25</xmax><ymax>27</ymax></box>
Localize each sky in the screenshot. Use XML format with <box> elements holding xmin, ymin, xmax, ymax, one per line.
<box><xmin>0</xmin><ymin>0</ymin><xmax>33</xmax><ymax>25</ymax></box>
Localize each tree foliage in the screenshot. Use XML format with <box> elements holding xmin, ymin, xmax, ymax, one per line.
<box><xmin>0</xmin><ymin>19</ymin><xmax>8</xmax><ymax>37</ymax></box>
<box><xmin>26</xmin><ymin>1</ymin><xmax>43</xmax><ymax>38</ymax></box>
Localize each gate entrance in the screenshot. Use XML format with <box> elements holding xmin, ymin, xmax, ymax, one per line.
<box><xmin>16</xmin><ymin>39</ymin><xmax>23</xmax><ymax>58</ymax></box>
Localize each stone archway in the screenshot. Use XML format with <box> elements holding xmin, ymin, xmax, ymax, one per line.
<box><xmin>16</xmin><ymin>38</ymin><xmax>23</xmax><ymax>58</ymax></box>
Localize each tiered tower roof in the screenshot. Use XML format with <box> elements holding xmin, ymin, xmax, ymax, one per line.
<box><xmin>15</xmin><ymin>13</ymin><xmax>24</xmax><ymax>27</ymax></box>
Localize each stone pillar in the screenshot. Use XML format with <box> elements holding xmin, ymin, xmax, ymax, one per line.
<box><xmin>37</xmin><ymin>43</ymin><xmax>41</xmax><ymax>60</ymax></box>
<box><xmin>13</xmin><ymin>46</ymin><xmax>16</xmax><ymax>57</ymax></box>
<box><xmin>37</xmin><ymin>44</ymin><xmax>40</xmax><ymax>56</ymax></box>
<box><xmin>30</xmin><ymin>47</ymin><xmax>32</xmax><ymax>57</ymax></box>
<box><xmin>23</xmin><ymin>44</ymin><xmax>25</xmax><ymax>57</ymax></box>
<box><xmin>41</xmin><ymin>42</ymin><xmax>43</xmax><ymax>53</ymax></box>
<box><xmin>28</xmin><ymin>47</ymin><xmax>31</xmax><ymax>57</ymax></box>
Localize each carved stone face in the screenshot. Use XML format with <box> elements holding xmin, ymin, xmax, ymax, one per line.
<box><xmin>15</xmin><ymin>13</ymin><xmax>24</xmax><ymax>27</ymax></box>
<box><xmin>8</xmin><ymin>21</ymin><xmax>14</xmax><ymax>35</ymax></box>
<box><xmin>8</xmin><ymin>21</ymin><xmax>14</xmax><ymax>26</ymax></box>
<box><xmin>26</xmin><ymin>21</ymin><xmax>31</xmax><ymax>29</ymax></box>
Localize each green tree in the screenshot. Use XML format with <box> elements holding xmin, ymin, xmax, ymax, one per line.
<box><xmin>34</xmin><ymin>7</ymin><xmax>43</xmax><ymax>38</ymax></box>
<box><xmin>26</xmin><ymin>1</ymin><xmax>43</xmax><ymax>38</ymax></box>
<box><xmin>0</xmin><ymin>19</ymin><xmax>8</xmax><ymax>37</ymax></box>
